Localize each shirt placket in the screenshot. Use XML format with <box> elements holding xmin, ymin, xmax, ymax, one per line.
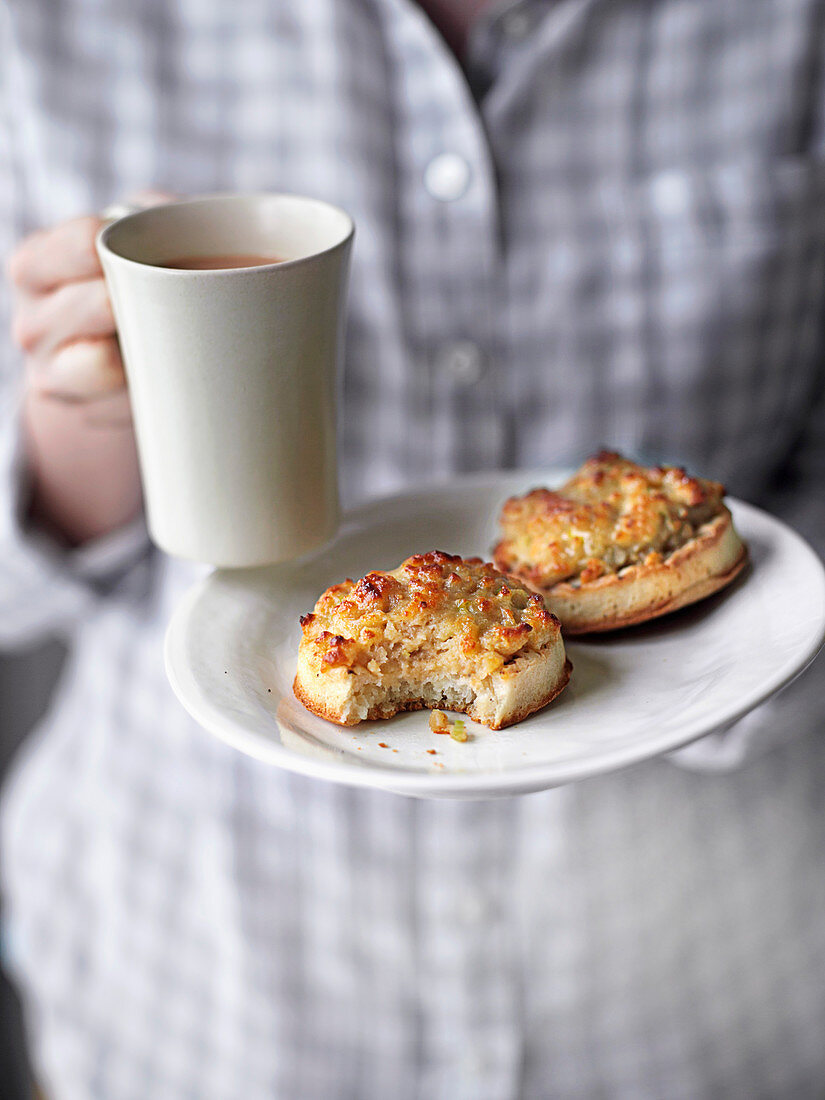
<box><xmin>381</xmin><ymin>0</ymin><xmax>506</xmax><ymax>481</ymax></box>
<box><xmin>414</xmin><ymin>798</ymin><xmax>522</xmax><ymax>1100</ymax></box>
<box><xmin>376</xmin><ymin>9</ymin><xmax>532</xmax><ymax>1088</ymax></box>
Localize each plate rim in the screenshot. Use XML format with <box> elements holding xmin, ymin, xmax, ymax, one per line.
<box><xmin>164</xmin><ymin>472</ymin><xmax>825</xmax><ymax>797</ymax></box>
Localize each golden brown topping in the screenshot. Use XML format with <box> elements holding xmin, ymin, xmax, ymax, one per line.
<box><xmin>298</xmin><ymin>551</ymin><xmax>560</xmax><ymax>679</ymax></box>
<box><xmin>579</xmin><ymin>558</ymin><xmax>607</xmax><ymax>584</ymax></box>
<box><xmin>315</xmin><ymin>631</ymin><xmax>360</xmax><ymax>668</ymax></box>
<box><xmin>352</xmin><ymin>571</ymin><xmax>401</xmax><ymax>610</ymax></box>
<box><xmin>495</xmin><ymin>453</ymin><xmax>726</xmax><ymax>587</ymax></box>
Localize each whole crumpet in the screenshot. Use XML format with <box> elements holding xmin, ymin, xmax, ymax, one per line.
<box><xmin>493</xmin><ymin>451</ymin><xmax>747</xmax><ymax>633</ymax></box>
<box><xmin>294</xmin><ymin>551</ymin><xmax>571</xmax><ymax>729</ymax></box>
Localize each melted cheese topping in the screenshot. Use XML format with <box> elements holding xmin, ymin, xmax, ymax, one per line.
<box><xmin>299</xmin><ymin>551</ymin><xmax>560</xmax><ymax>680</ymax></box>
<box><xmin>495</xmin><ymin>452</ymin><xmax>726</xmax><ymax>588</ymax></box>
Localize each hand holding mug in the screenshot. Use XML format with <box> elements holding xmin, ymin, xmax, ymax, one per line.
<box><xmin>8</xmin><ymin>192</ymin><xmax>172</xmax><ymax>404</ymax></box>
<box><xmin>7</xmin><ymin>194</ymin><xmax>170</xmax><ymax>544</ymax></box>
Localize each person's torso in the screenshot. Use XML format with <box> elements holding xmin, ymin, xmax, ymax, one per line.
<box><xmin>3</xmin><ymin>3</ymin><xmax>825</xmax><ymax>1097</ymax></box>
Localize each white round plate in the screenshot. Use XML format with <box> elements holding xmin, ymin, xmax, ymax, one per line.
<box><xmin>165</xmin><ymin>471</ymin><xmax>825</xmax><ymax>799</ymax></box>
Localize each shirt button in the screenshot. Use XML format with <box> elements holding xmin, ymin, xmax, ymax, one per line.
<box><xmin>437</xmin><ymin>340</ymin><xmax>485</xmax><ymax>386</ymax></box>
<box><xmin>650</xmin><ymin>169</ymin><xmax>691</xmax><ymax>217</ymax></box>
<box><xmin>424</xmin><ymin>153</ymin><xmax>472</xmax><ymax>202</ymax></box>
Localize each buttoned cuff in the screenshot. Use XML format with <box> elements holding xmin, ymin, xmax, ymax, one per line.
<box><xmin>665</xmin><ymin>664</ymin><xmax>823</xmax><ymax>772</ymax></box>
<box><xmin>0</xmin><ymin>406</ymin><xmax>150</xmax><ymax>648</ymax></box>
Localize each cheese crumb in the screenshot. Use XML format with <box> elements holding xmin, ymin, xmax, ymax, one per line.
<box><xmin>450</xmin><ymin>720</ymin><xmax>468</xmax><ymax>743</ymax></box>
<box><xmin>429</xmin><ymin>710</ymin><xmax>451</xmax><ymax>734</ymax></box>
<box><xmin>427</xmin><ymin>710</ymin><xmax>471</xmax><ymax>743</ymax></box>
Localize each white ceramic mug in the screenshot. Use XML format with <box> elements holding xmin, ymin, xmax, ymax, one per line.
<box><xmin>96</xmin><ymin>193</ymin><xmax>354</xmax><ymax>567</ymax></box>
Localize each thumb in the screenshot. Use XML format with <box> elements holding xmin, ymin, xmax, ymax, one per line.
<box><xmin>126</xmin><ymin>189</ymin><xmax>177</xmax><ymax>207</ymax></box>
<box><xmin>101</xmin><ymin>190</ymin><xmax>177</xmax><ymax>222</ymax></box>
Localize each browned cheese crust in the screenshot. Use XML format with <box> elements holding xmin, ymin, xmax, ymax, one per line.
<box><xmin>293</xmin><ymin>550</ymin><xmax>571</xmax><ymax>729</ymax></box>
<box><xmin>493</xmin><ymin>451</ymin><xmax>748</xmax><ymax>633</ymax></box>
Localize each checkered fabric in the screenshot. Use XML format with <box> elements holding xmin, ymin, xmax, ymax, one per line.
<box><xmin>1</xmin><ymin>1</ymin><xmax>825</xmax><ymax>1097</ymax></box>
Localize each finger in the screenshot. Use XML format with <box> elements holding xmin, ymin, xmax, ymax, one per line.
<box><xmin>41</xmin><ymin>387</ymin><xmax>135</xmax><ymax>429</ymax></box>
<box><xmin>124</xmin><ymin>188</ymin><xmax>176</xmax><ymax>208</ymax></box>
<box><xmin>101</xmin><ymin>190</ymin><xmax>176</xmax><ymax>221</ymax></box>
<box><xmin>82</xmin><ymin>387</ymin><xmax>134</xmax><ymax>428</ymax></box>
<box><xmin>28</xmin><ymin>338</ymin><xmax>126</xmax><ymax>400</ymax></box>
<box><xmin>12</xmin><ymin>278</ymin><xmax>115</xmax><ymax>355</ymax></box>
<box><xmin>7</xmin><ymin>215</ymin><xmax>104</xmax><ymax>293</ymax></box>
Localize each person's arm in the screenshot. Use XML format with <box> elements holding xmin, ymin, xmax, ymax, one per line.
<box><xmin>667</xmin><ymin>370</ymin><xmax>825</xmax><ymax>772</ymax></box>
<box><xmin>0</xmin><ymin>197</ymin><xmax>171</xmax><ymax>648</ymax></box>
<box><xmin>7</xmin><ymin>214</ymin><xmax>142</xmax><ymax>545</ymax></box>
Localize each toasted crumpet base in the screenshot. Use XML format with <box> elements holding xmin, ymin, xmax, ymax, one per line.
<box><xmin>510</xmin><ymin>510</ymin><xmax>747</xmax><ymax>635</ymax></box>
<box><xmin>293</xmin><ymin>652</ymin><xmax>572</xmax><ymax>731</ymax></box>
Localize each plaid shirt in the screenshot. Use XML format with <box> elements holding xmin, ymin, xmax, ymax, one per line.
<box><xmin>2</xmin><ymin>1</ymin><xmax>825</xmax><ymax>1097</ymax></box>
